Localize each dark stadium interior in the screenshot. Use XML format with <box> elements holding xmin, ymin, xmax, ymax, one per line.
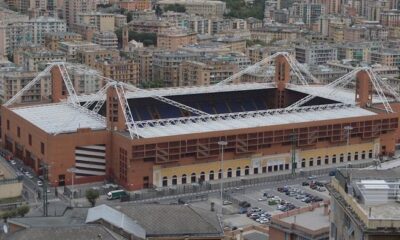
<box><xmin>94</xmin><ymin>88</ymin><xmax>339</xmax><ymax>121</ymax></box>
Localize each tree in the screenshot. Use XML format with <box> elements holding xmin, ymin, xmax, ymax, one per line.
<box><xmin>127</xmin><ymin>11</ymin><xmax>133</xmax><ymax>23</ymax></box>
<box><xmin>115</xmin><ymin>28</ymin><xmax>157</xmax><ymax>47</ymax></box>
<box><xmin>1</xmin><ymin>209</ymin><xmax>17</xmax><ymax>222</ymax></box>
<box><xmin>86</xmin><ymin>189</ymin><xmax>100</xmax><ymax>207</ymax></box>
<box><xmin>16</xmin><ymin>205</ymin><xmax>30</xmax><ymax>217</ymax></box>
<box><xmin>155</xmin><ymin>5</ymin><xmax>163</xmax><ymax>17</ymax></box>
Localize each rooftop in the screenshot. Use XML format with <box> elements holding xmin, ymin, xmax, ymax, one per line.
<box><xmin>11</xmin><ymin>103</ymin><xmax>105</xmax><ymax>134</ymax></box>
<box><xmin>5</xmin><ymin>225</ymin><xmax>117</xmax><ymax>240</ymax></box>
<box><xmin>278</xmin><ymin>207</ymin><xmax>329</xmax><ymax>231</ymax></box>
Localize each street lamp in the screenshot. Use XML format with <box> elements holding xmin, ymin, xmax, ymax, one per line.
<box><xmin>67</xmin><ymin>167</ymin><xmax>77</xmax><ymax>207</ymax></box>
<box><xmin>218</xmin><ymin>140</ymin><xmax>227</xmax><ymax>216</ymax></box>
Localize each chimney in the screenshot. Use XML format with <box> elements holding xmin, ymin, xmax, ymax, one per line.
<box><xmin>324</xmin><ymin>203</ymin><xmax>329</xmax><ymax>216</ymax></box>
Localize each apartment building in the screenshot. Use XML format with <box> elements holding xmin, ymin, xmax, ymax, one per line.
<box><xmin>114</xmin><ymin>14</ymin><xmax>127</xmax><ymax>28</ymax></box>
<box><xmin>179</xmin><ymin>60</ymin><xmax>238</xmax><ymax>86</ymax></box>
<box><xmin>77</xmin><ymin>48</ymin><xmax>120</xmax><ymax>67</ymax></box>
<box><xmin>130</xmin><ymin>47</ymin><xmax>155</xmax><ymax>84</ymax></box>
<box><xmin>58</xmin><ymin>41</ymin><xmax>100</xmax><ymax>61</ymax></box>
<box><xmin>14</xmin><ymin>47</ymin><xmax>66</xmax><ymax>71</ymax></box>
<box><xmin>44</xmin><ymin>32</ymin><xmax>83</xmax><ymax>51</ymax></box>
<box><xmin>328</xmin><ymin>168</ymin><xmax>400</xmax><ymax>240</ymax></box>
<box><xmin>92</xmin><ymin>31</ymin><xmax>118</xmax><ymax>49</ymax></box>
<box><xmin>157</xmin><ymin>28</ymin><xmax>197</xmax><ymax>51</ymax></box>
<box><xmin>371</xmin><ymin>48</ymin><xmax>400</xmax><ymax>67</ymax></box>
<box><xmin>250</xmin><ymin>27</ymin><xmax>299</xmax><ymax>44</ymax></box>
<box><xmin>68</xmin><ymin>65</ymin><xmax>103</xmax><ymax>94</ymax></box>
<box><xmin>246</xmin><ymin>44</ymin><xmax>295</xmax><ymax>64</ymax></box>
<box><xmin>77</xmin><ymin>12</ymin><xmax>115</xmax><ymax>32</ymax></box>
<box><xmin>215</xmin><ymin>36</ymin><xmax>246</xmax><ymax>53</ymax></box>
<box><xmin>29</xmin><ymin>16</ymin><xmax>66</xmax><ymax>45</ymax></box>
<box><xmin>152</xmin><ymin>51</ymin><xmax>197</xmax><ymax>86</ymax></box>
<box><xmin>127</xmin><ymin>19</ymin><xmax>171</xmax><ymax>33</ymax></box>
<box><xmin>295</xmin><ymin>44</ymin><xmax>337</xmax><ymax>65</ymax></box>
<box><xmin>344</xmin><ymin>25</ymin><xmax>388</xmax><ymax>42</ymax></box>
<box><xmin>63</xmin><ymin>0</ymin><xmax>97</xmax><ymax>27</ymax></box>
<box><xmin>95</xmin><ymin>58</ymin><xmax>139</xmax><ymax>85</ymax></box>
<box><xmin>381</xmin><ymin>10</ymin><xmax>400</xmax><ymax>27</ymax></box>
<box><xmin>158</xmin><ymin>0</ymin><xmax>226</xmax><ymax>17</ymax></box>
<box><xmin>119</xmin><ymin>0</ymin><xmax>152</xmax><ymax>11</ymax></box>
<box><xmin>179</xmin><ymin>43</ymin><xmax>231</xmax><ymax>56</ymax></box>
<box><xmin>70</xmin><ymin>23</ymin><xmax>97</xmax><ymax>41</ymax></box>
<box><xmin>336</xmin><ymin>42</ymin><xmax>381</xmax><ymax>62</ymax></box>
<box><xmin>269</xmin><ymin>204</ymin><xmax>330</xmax><ymax>240</ymax></box>
<box><xmin>2</xmin><ymin>71</ymin><xmax>51</xmax><ymax>103</ymax></box>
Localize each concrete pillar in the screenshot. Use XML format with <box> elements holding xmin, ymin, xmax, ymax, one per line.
<box><xmin>106</xmin><ymin>86</ymin><xmax>127</xmax><ymax>132</ymax></box>
<box><xmin>274</xmin><ymin>54</ymin><xmax>291</xmax><ymax>108</ymax></box>
<box><xmin>50</xmin><ymin>65</ymin><xmax>67</xmax><ymax>103</ymax></box>
<box><xmin>355</xmin><ymin>70</ymin><xmax>373</xmax><ymax>108</ymax></box>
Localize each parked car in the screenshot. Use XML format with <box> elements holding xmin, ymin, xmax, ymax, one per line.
<box><xmin>317</xmin><ymin>187</ymin><xmax>326</xmax><ymax>192</ymax></box>
<box><xmin>10</xmin><ymin>160</ymin><xmax>16</xmax><ymax>165</ymax></box>
<box><xmin>223</xmin><ymin>200</ymin><xmax>233</xmax><ymax>205</ymax></box>
<box><xmin>258</xmin><ymin>197</ymin><xmax>268</xmax><ymax>202</ymax></box>
<box><xmin>302</xmin><ymin>181</ymin><xmax>309</xmax><ymax>186</ymax></box>
<box><xmin>308</xmin><ymin>175</ymin><xmax>317</xmax><ymax>180</ymax></box>
<box><xmin>37</xmin><ymin>180</ymin><xmax>43</xmax><ymax>186</ymax></box>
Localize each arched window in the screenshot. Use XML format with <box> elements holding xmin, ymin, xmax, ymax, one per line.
<box><xmin>200</xmin><ymin>171</ymin><xmax>205</xmax><ymax>181</ymax></box>
<box><xmin>227</xmin><ymin>168</ymin><xmax>232</xmax><ymax>178</ymax></box>
<box><xmin>245</xmin><ymin>166</ymin><xmax>250</xmax><ymax>175</ymax></box>
<box><xmin>317</xmin><ymin>156</ymin><xmax>321</xmax><ymax>166</ymax></box>
<box><xmin>182</xmin><ymin>174</ymin><xmax>187</xmax><ymax>184</ymax></box>
<box><xmin>209</xmin><ymin>171</ymin><xmax>214</xmax><ymax>180</ymax></box>
<box><xmin>301</xmin><ymin>158</ymin><xmax>306</xmax><ymax>168</ymax></box>
<box><xmin>361</xmin><ymin>151</ymin><xmax>366</xmax><ymax>159</ymax></box>
<box><xmin>324</xmin><ymin>155</ymin><xmax>329</xmax><ymax>165</ymax></box>
<box><xmin>162</xmin><ymin>176</ymin><xmax>168</xmax><ymax>187</ymax></box>
<box><xmin>347</xmin><ymin>152</ymin><xmax>352</xmax><ymax>161</ymax></box>
<box><xmin>191</xmin><ymin>173</ymin><xmax>196</xmax><ymax>183</ymax></box>
<box><xmin>172</xmin><ymin>175</ymin><xmax>177</xmax><ymax>185</ymax></box>
<box><xmin>332</xmin><ymin>154</ymin><xmax>337</xmax><ymax>164</ymax></box>
<box><xmin>218</xmin><ymin>169</ymin><xmax>222</xmax><ymax>179</ymax></box>
<box><xmin>236</xmin><ymin>167</ymin><xmax>241</xmax><ymax>177</ymax></box>
<box><xmin>340</xmin><ymin>153</ymin><xmax>344</xmax><ymax>162</ymax></box>
<box><xmin>368</xmin><ymin>149</ymin><xmax>373</xmax><ymax>158</ymax></box>
<box><xmin>354</xmin><ymin>152</ymin><xmax>359</xmax><ymax>160</ymax></box>
<box><xmin>309</xmin><ymin>158</ymin><xmax>314</xmax><ymax>167</ymax></box>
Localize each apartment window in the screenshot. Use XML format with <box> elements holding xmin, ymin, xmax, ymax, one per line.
<box><xmin>361</xmin><ymin>151</ymin><xmax>366</xmax><ymax>159</ymax></box>
<box><xmin>332</xmin><ymin>154</ymin><xmax>337</xmax><ymax>164</ymax></box>
<box><xmin>191</xmin><ymin>173</ymin><xmax>196</xmax><ymax>183</ymax></box>
<box><xmin>347</xmin><ymin>152</ymin><xmax>352</xmax><ymax>161</ymax></box>
<box><xmin>218</xmin><ymin>169</ymin><xmax>222</xmax><ymax>179</ymax></box>
<box><xmin>244</xmin><ymin>166</ymin><xmax>250</xmax><ymax>175</ymax></box>
<box><xmin>200</xmin><ymin>171</ymin><xmax>205</xmax><ymax>181</ymax></box>
<box><xmin>369</xmin><ymin>149</ymin><xmax>373</xmax><ymax>158</ymax></box>
<box><xmin>354</xmin><ymin>152</ymin><xmax>359</xmax><ymax>160</ymax></box>
<box><xmin>41</xmin><ymin>142</ymin><xmax>45</xmax><ymax>154</ymax></box>
<box><xmin>309</xmin><ymin>158</ymin><xmax>314</xmax><ymax>167</ymax></box>
<box><xmin>209</xmin><ymin>171</ymin><xmax>214</xmax><ymax>180</ymax></box>
<box><xmin>227</xmin><ymin>168</ymin><xmax>232</xmax><ymax>178</ymax></box>
<box><xmin>28</xmin><ymin>134</ymin><xmax>32</xmax><ymax>146</ymax></box>
<box><xmin>301</xmin><ymin>158</ymin><xmax>306</xmax><ymax>168</ymax></box>
<box><xmin>340</xmin><ymin>153</ymin><xmax>344</xmax><ymax>162</ymax></box>
<box><xmin>236</xmin><ymin>167</ymin><xmax>241</xmax><ymax>177</ymax></box>
<box><xmin>17</xmin><ymin>127</ymin><xmax>20</xmax><ymax>138</ymax></box>
<box><xmin>324</xmin><ymin>155</ymin><xmax>329</xmax><ymax>165</ymax></box>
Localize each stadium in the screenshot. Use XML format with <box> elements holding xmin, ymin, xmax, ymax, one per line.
<box><xmin>1</xmin><ymin>52</ymin><xmax>399</xmax><ymax>190</ymax></box>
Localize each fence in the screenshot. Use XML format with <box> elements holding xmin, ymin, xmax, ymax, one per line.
<box><xmin>63</xmin><ymin>184</ymin><xmax>119</xmax><ymax>199</ymax></box>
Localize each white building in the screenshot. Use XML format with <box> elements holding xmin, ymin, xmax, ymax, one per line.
<box><xmin>29</xmin><ymin>16</ymin><xmax>67</xmax><ymax>45</ymax></box>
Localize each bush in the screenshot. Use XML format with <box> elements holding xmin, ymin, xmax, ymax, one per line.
<box><xmin>86</xmin><ymin>189</ymin><xmax>100</xmax><ymax>207</ymax></box>
<box><xmin>17</xmin><ymin>205</ymin><xmax>30</xmax><ymax>217</ymax></box>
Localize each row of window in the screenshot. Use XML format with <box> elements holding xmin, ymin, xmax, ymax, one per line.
<box><xmin>7</xmin><ymin>120</ymin><xmax>45</xmax><ymax>154</ymax></box>
<box><xmin>160</xmin><ymin>150</ymin><xmax>374</xmax><ymax>186</ymax></box>
<box><xmin>300</xmin><ymin>150</ymin><xmax>373</xmax><ymax>168</ymax></box>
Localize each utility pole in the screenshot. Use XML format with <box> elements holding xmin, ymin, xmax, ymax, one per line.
<box><xmin>291</xmin><ymin>133</ymin><xmax>297</xmax><ymax>176</ymax></box>
<box><xmin>41</xmin><ymin>163</ymin><xmax>49</xmax><ymax>217</ymax></box>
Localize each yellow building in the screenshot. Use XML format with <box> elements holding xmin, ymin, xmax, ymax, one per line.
<box><xmin>157</xmin><ymin>28</ymin><xmax>197</xmax><ymax>51</ymax></box>
<box><xmin>77</xmin><ymin>12</ymin><xmax>115</xmax><ymax>32</ymax></box>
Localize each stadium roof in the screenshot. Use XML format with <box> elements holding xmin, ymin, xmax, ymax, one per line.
<box><xmin>10</xmin><ymin>84</ymin><xmax>383</xmax><ymax>138</ymax></box>
<box><xmin>133</xmin><ymin>104</ymin><xmax>376</xmax><ymax>138</ymax></box>
<box><xmin>11</xmin><ymin>102</ymin><xmax>106</xmax><ymax>134</ymax></box>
